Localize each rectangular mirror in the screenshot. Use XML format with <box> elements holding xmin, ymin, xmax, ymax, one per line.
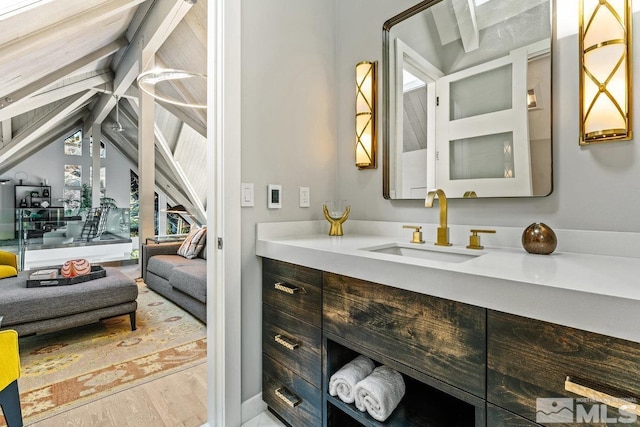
<box><xmin>383</xmin><ymin>0</ymin><xmax>553</xmax><ymax>199</ymax></box>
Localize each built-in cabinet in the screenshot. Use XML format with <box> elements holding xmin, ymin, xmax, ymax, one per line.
<box><xmin>262</xmin><ymin>258</ymin><xmax>640</xmax><ymax>426</ymax></box>
<box><xmin>323</xmin><ymin>271</ymin><xmax>486</xmax><ymax>426</ymax></box>
<box><xmin>488</xmin><ymin>311</ymin><xmax>640</xmax><ymax>426</ymax></box>
<box><xmin>262</xmin><ymin>258</ymin><xmax>323</xmax><ymax>426</ymax></box>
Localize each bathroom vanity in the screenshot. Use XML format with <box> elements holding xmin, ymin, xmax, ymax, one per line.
<box><xmin>258</xmin><ymin>221</ymin><xmax>640</xmax><ymax>426</ymax></box>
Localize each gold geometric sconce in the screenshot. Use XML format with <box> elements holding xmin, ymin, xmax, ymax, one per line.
<box><xmin>355</xmin><ymin>61</ymin><xmax>377</xmax><ymax>168</ymax></box>
<box><xmin>579</xmin><ymin>0</ymin><xmax>632</xmax><ymax>145</ymax></box>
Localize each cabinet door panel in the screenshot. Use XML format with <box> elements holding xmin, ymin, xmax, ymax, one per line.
<box><xmin>323</xmin><ymin>272</ymin><xmax>486</xmax><ymax>398</ymax></box>
<box><xmin>488</xmin><ymin>310</ymin><xmax>640</xmax><ymax>426</ymax></box>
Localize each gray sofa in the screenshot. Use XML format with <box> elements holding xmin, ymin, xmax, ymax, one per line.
<box><xmin>0</xmin><ymin>267</ymin><xmax>138</xmax><ymax>336</ymax></box>
<box><xmin>141</xmin><ymin>242</ymin><xmax>206</xmax><ymax>323</ymax></box>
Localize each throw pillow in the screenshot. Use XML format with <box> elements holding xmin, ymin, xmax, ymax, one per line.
<box><xmin>177</xmin><ymin>227</ymin><xmax>207</xmax><ymax>259</ymax></box>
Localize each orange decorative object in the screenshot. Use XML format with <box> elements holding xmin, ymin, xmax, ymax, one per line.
<box><xmin>60</xmin><ymin>259</ymin><xmax>91</xmax><ymax>278</ymax></box>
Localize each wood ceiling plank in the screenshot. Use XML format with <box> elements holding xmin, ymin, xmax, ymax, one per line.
<box><xmin>0</xmin><ymin>39</ymin><xmax>125</xmax><ymax>118</ymax></box>
<box><xmin>0</xmin><ymin>71</ymin><xmax>113</xmax><ymax>122</ymax></box>
<box><xmin>0</xmin><ymin>0</ymin><xmax>144</xmax><ymax>64</ymax></box>
<box><xmin>0</xmin><ymin>91</ymin><xmax>96</xmax><ymax>165</ymax></box>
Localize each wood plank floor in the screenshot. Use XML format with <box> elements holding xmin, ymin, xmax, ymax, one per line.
<box><xmin>28</xmin><ymin>362</ymin><xmax>208</xmax><ymax>427</ymax></box>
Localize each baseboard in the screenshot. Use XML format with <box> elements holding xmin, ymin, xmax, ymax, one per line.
<box><xmin>242</xmin><ymin>392</ymin><xmax>267</xmax><ymax>423</ymax></box>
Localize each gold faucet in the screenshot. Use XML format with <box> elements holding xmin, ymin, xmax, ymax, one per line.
<box><xmin>403</xmin><ymin>225</ymin><xmax>425</xmax><ymax>244</ymax></box>
<box><xmin>425</xmin><ymin>189</ymin><xmax>451</xmax><ymax>246</ymax></box>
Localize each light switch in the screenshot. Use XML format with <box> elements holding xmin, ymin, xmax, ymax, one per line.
<box><xmin>241</xmin><ymin>183</ymin><xmax>254</xmax><ymax>207</ymax></box>
<box><xmin>299</xmin><ymin>187</ymin><xmax>310</xmax><ymax>208</ymax></box>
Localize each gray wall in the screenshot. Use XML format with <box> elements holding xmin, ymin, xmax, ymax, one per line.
<box><xmin>0</xmin><ymin>129</ymin><xmax>134</xmax><ymax>240</ymax></box>
<box><xmin>239</xmin><ymin>0</ymin><xmax>640</xmax><ymax>404</ymax></box>
<box><xmin>240</xmin><ymin>0</ymin><xmax>337</xmax><ymax>401</ymax></box>
<box><xmin>336</xmin><ymin>1</ymin><xmax>640</xmax><ymax>233</ymax></box>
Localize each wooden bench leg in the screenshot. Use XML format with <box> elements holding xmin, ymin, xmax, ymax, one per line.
<box><xmin>0</xmin><ymin>380</ymin><xmax>23</xmax><ymax>427</ymax></box>
<box><xmin>129</xmin><ymin>311</ymin><xmax>137</xmax><ymax>331</ymax></box>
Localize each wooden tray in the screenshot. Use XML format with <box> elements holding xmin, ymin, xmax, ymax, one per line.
<box><xmin>26</xmin><ymin>266</ymin><xmax>106</xmax><ymax>288</ymax></box>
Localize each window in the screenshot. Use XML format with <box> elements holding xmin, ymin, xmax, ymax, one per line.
<box><xmin>64</xmin><ymin>130</ymin><xmax>82</xmax><ymax>156</ymax></box>
<box><xmin>89</xmin><ymin>166</ymin><xmax>106</xmax><ymax>189</ymax></box>
<box><xmin>64</xmin><ymin>165</ymin><xmax>81</xmax><ymax>187</ymax></box>
<box><xmin>89</xmin><ymin>138</ymin><xmax>106</xmax><ymax>158</ymax></box>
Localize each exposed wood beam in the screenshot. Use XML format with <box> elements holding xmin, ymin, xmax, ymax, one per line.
<box><xmin>154</xmin><ymin>122</ymin><xmax>206</xmax><ymax>223</ymax></box>
<box><xmin>0</xmin><ymin>0</ymin><xmax>144</xmax><ymax>65</ymax></box>
<box><xmin>157</xmin><ymin>103</ymin><xmax>206</xmax><ymax>137</ymax></box>
<box><xmin>154</xmin><ymin>58</ymin><xmax>206</xmax><ymax>125</ymax></box>
<box><xmin>128</xmin><ymin>85</ymin><xmax>206</xmax><ymax>137</ymax></box>
<box><xmin>123</xmin><ymin>97</ymin><xmax>206</xmax><ymax>223</ymax></box>
<box><xmin>90</xmin><ymin>0</ymin><xmax>194</xmax><ymax>126</ymax></box>
<box><xmin>451</xmin><ymin>0</ymin><xmax>479</xmax><ymax>52</ymax></box>
<box><xmin>1</xmin><ymin>119</ymin><xmax>11</xmax><ymax>147</ymax></box>
<box><xmin>0</xmin><ymin>71</ymin><xmax>113</xmax><ymax>122</ymax></box>
<box><xmin>100</xmin><ymin>130</ymin><xmax>191</xmax><ymax>207</ymax></box>
<box><xmin>0</xmin><ymin>39</ymin><xmax>125</xmax><ymax>117</ymax></box>
<box><xmin>0</xmin><ymin>91</ymin><xmax>95</xmax><ymax>165</ymax></box>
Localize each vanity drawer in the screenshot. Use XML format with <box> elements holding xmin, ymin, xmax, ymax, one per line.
<box><xmin>487</xmin><ymin>403</ymin><xmax>542</xmax><ymax>427</ymax></box>
<box><xmin>263</xmin><ymin>303</ymin><xmax>322</xmax><ymax>388</ymax></box>
<box><xmin>263</xmin><ymin>353</ymin><xmax>321</xmax><ymax>427</ymax></box>
<box><xmin>488</xmin><ymin>310</ymin><xmax>640</xmax><ymax>425</ymax></box>
<box><xmin>263</xmin><ymin>258</ymin><xmax>322</xmax><ymax>327</ymax></box>
<box><xmin>323</xmin><ymin>272</ymin><xmax>486</xmax><ymax>398</ymax></box>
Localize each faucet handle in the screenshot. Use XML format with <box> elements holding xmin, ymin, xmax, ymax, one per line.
<box><xmin>467</xmin><ymin>229</ymin><xmax>496</xmax><ymax>250</ymax></box>
<box><xmin>403</xmin><ymin>225</ymin><xmax>425</xmax><ymax>244</ymax></box>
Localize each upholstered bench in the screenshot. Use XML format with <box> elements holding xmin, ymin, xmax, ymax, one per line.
<box><xmin>0</xmin><ymin>267</ymin><xmax>138</xmax><ymax>337</ymax></box>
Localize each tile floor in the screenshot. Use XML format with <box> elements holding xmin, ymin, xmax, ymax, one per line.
<box><xmin>243</xmin><ymin>410</ymin><xmax>286</xmax><ymax>427</ymax></box>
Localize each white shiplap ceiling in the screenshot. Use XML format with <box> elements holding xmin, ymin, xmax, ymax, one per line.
<box><xmin>0</xmin><ymin>0</ymin><xmax>207</xmax><ymax>222</ymax></box>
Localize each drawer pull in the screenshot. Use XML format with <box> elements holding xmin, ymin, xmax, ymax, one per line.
<box><xmin>275</xmin><ymin>387</ymin><xmax>301</xmax><ymax>408</ymax></box>
<box><xmin>565</xmin><ymin>376</ymin><xmax>640</xmax><ymax>416</ymax></box>
<box><xmin>274</xmin><ymin>282</ymin><xmax>299</xmax><ymax>294</ymax></box>
<box><xmin>274</xmin><ymin>334</ymin><xmax>299</xmax><ymax>350</ymax></box>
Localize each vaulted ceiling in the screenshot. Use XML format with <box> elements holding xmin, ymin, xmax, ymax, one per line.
<box><xmin>0</xmin><ymin>0</ymin><xmax>207</xmax><ymax>223</ymax></box>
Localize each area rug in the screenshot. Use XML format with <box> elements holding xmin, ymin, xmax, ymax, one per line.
<box><xmin>1</xmin><ymin>280</ymin><xmax>207</xmax><ymax>425</ymax></box>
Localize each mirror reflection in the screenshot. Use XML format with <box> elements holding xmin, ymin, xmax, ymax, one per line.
<box><xmin>383</xmin><ymin>0</ymin><xmax>552</xmax><ymax>199</ymax></box>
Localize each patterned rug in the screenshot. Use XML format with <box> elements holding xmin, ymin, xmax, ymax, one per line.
<box><xmin>1</xmin><ymin>280</ymin><xmax>206</xmax><ymax>425</ymax></box>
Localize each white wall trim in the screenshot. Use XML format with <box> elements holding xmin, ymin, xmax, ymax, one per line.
<box><xmin>241</xmin><ymin>393</ymin><xmax>268</xmax><ymax>424</ymax></box>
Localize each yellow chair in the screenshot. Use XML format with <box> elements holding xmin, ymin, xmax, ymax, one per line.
<box><xmin>0</xmin><ymin>251</ymin><xmax>18</xmax><ymax>279</ymax></box>
<box><xmin>0</xmin><ymin>330</ymin><xmax>23</xmax><ymax>427</ymax></box>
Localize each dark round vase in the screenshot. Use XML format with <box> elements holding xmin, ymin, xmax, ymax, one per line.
<box><xmin>522</xmin><ymin>222</ymin><xmax>557</xmax><ymax>255</ymax></box>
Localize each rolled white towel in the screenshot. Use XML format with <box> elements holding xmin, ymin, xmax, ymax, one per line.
<box><xmin>354</xmin><ymin>365</ymin><xmax>406</xmax><ymax>422</ymax></box>
<box><xmin>328</xmin><ymin>355</ymin><xmax>375</xmax><ymax>404</ymax></box>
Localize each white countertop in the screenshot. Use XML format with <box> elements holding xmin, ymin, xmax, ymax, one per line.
<box><xmin>256</xmin><ymin>221</ymin><xmax>640</xmax><ymax>344</ymax></box>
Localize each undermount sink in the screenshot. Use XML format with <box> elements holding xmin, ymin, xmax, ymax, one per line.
<box><xmin>362</xmin><ymin>243</ymin><xmax>484</xmax><ymax>263</ymax></box>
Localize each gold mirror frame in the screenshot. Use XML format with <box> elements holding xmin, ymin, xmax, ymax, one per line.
<box><xmin>382</xmin><ymin>0</ymin><xmax>554</xmax><ymax>200</ymax></box>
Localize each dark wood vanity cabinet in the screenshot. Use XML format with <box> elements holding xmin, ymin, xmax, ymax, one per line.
<box><xmin>261</xmin><ymin>258</ymin><xmax>640</xmax><ymax>426</ymax></box>
<box><xmin>323</xmin><ymin>272</ymin><xmax>487</xmax><ymax>426</ymax></box>
<box><xmin>487</xmin><ymin>310</ymin><xmax>640</xmax><ymax>426</ymax></box>
<box><xmin>262</xmin><ymin>258</ymin><xmax>323</xmax><ymax>426</ymax></box>
<box><xmin>323</xmin><ymin>272</ymin><xmax>486</xmax><ymax>398</ymax></box>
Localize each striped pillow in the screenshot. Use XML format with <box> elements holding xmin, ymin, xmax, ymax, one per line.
<box><xmin>177</xmin><ymin>227</ymin><xmax>207</xmax><ymax>259</ymax></box>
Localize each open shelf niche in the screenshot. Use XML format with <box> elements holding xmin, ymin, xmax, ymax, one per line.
<box><xmin>323</xmin><ymin>337</ymin><xmax>481</xmax><ymax>426</ymax></box>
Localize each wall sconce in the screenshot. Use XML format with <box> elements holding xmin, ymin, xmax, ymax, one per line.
<box><xmin>579</xmin><ymin>0</ymin><xmax>632</xmax><ymax>145</ymax></box>
<box><xmin>355</xmin><ymin>61</ymin><xmax>377</xmax><ymax>169</ymax></box>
